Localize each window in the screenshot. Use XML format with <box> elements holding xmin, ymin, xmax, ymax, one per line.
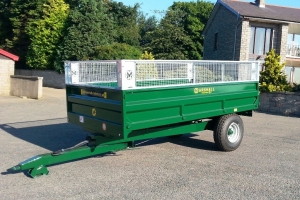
<box><xmin>288</xmin><ymin>33</ymin><xmax>300</xmax><ymax>45</ymax></box>
<box><xmin>249</xmin><ymin>27</ymin><xmax>272</xmax><ymax>55</ymax></box>
<box><xmin>287</xmin><ymin>34</ymin><xmax>300</xmax><ymax>57</ymax></box>
<box><xmin>285</xmin><ymin>66</ymin><xmax>292</xmax><ymax>83</ymax></box>
<box><xmin>214</xmin><ymin>33</ymin><xmax>218</xmax><ymax>51</ymax></box>
<box><xmin>285</xmin><ymin>66</ymin><xmax>300</xmax><ymax>84</ymax></box>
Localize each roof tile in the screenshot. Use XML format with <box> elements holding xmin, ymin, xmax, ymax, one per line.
<box><xmin>221</xmin><ymin>0</ymin><xmax>300</xmax><ymax>23</ymax></box>
<box><xmin>0</xmin><ymin>49</ymin><xmax>19</xmax><ymax>61</ymax></box>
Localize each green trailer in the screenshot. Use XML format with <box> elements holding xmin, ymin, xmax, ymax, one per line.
<box><xmin>10</xmin><ymin>60</ymin><xmax>260</xmax><ymax>178</ymax></box>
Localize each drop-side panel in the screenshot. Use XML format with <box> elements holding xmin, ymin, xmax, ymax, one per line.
<box><xmin>123</xmin><ymin>82</ymin><xmax>259</xmax><ymax>133</ymax></box>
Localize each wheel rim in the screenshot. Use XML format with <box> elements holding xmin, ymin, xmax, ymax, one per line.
<box><xmin>227</xmin><ymin>122</ymin><xmax>240</xmax><ymax>143</ymax></box>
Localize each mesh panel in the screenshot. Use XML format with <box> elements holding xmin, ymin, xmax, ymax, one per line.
<box><xmin>193</xmin><ymin>62</ymin><xmax>253</xmax><ymax>83</ymax></box>
<box><xmin>65</xmin><ymin>61</ymin><xmax>118</xmax><ymax>87</ymax></box>
<box><xmin>79</xmin><ymin>62</ymin><xmax>117</xmax><ymax>83</ymax></box>
<box><xmin>134</xmin><ymin>61</ymin><xmax>255</xmax><ymax>87</ymax></box>
<box><xmin>135</xmin><ymin>62</ymin><xmax>190</xmax><ymax>87</ymax></box>
<box><xmin>65</xmin><ymin>60</ymin><xmax>259</xmax><ymax>89</ymax></box>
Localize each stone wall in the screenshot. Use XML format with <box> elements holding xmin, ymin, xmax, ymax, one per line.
<box><xmin>259</xmin><ymin>92</ymin><xmax>300</xmax><ymax>117</ymax></box>
<box><xmin>0</xmin><ymin>55</ymin><xmax>15</xmax><ymax>95</ymax></box>
<box><xmin>15</xmin><ymin>69</ymin><xmax>65</xmax><ymax>88</ymax></box>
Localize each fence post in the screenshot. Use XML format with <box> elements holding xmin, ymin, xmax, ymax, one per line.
<box><xmin>187</xmin><ymin>63</ymin><xmax>194</xmax><ymax>83</ymax></box>
<box><xmin>221</xmin><ymin>64</ymin><xmax>225</xmax><ymax>82</ymax></box>
<box><xmin>70</xmin><ymin>63</ymin><xmax>79</xmax><ymax>84</ymax></box>
<box><xmin>118</xmin><ymin>60</ymin><xmax>136</xmax><ymax>90</ymax></box>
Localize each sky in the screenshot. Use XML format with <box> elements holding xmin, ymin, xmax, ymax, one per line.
<box><xmin>119</xmin><ymin>0</ymin><xmax>300</xmax><ymax>17</ymax></box>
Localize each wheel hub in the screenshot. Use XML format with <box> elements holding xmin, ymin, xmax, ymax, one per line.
<box><xmin>227</xmin><ymin>122</ymin><xmax>240</xmax><ymax>143</ymax></box>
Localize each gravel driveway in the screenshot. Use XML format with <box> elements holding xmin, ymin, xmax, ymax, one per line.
<box><xmin>0</xmin><ymin>87</ymin><xmax>299</xmax><ymax>200</ymax></box>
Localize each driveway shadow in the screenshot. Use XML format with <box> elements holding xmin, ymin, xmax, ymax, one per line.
<box><xmin>0</xmin><ymin>118</ymin><xmax>88</xmax><ymax>152</ymax></box>
<box><xmin>1</xmin><ymin>119</ymin><xmax>218</xmax><ymax>177</ymax></box>
<box><xmin>135</xmin><ymin>133</ymin><xmax>219</xmax><ymax>152</ymax></box>
<box><xmin>255</xmin><ymin>110</ymin><xmax>300</xmax><ymax>118</ymax></box>
<box><xmin>1</xmin><ymin>119</ymin><xmax>218</xmax><ymax>153</ymax></box>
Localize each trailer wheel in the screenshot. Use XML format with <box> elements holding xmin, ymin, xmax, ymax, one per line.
<box><xmin>213</xmin><ymin>114</ymin><xmax>244</xmax><ymax>152</ymax></box>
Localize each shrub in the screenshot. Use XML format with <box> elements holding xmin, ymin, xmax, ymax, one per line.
<box><xmin>259</xmin><ymin>49</ymin><xmax>292</xmax><ymax>92</ymax></box>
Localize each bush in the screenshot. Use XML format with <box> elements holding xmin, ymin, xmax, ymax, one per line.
<box><xmin>140</xmin><ymin>51</ymin><xmax>154</xmax><ymax>60</ymax></box>
<box><xmin>136</xmin><ymin>52</ymin><xmax>157</xmax><ymax>80</ymax></box>
<box><xmin>259</xmin><ymin>49</ymin><xmax>292</xmax><ymax>92</ymax></box>
<box><xmin>291</xmin><ymin>83</ymin><xmax>300</xmax><ymax>92</ymax></box>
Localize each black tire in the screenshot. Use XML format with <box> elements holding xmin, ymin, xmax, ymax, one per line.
<box><xmin>167</xmin><ymin>134</ymin><xmax>184</xmax><ymax>138</ymax></box>
<box><xmin>213</xmin><ymin>114</ymin><xmax>244</xmax><ymax>152</ymax></box>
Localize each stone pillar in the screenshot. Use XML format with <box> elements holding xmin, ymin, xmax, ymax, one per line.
<box><xmin>239</xmin><ymin>20</ymin><xmax>251</xmax><ymax>61</ymax></box>
<box><xmin>278</xmin><ymin>24</ymin><xmax>289</xmax><ymax>63</ymax></box>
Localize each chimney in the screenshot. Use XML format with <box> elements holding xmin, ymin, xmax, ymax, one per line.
<box><xmin>255</xmin><ymin>0</ymin><xmax>265</xmax><ymax>8</ymax></box>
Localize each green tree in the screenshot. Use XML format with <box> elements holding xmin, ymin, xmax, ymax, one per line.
<box><xmin>26</xmin><ymin>0</ymin><xmax>69</xmax><ymax>69</ymax></box>
<box><xmin>137</xmin><ymin>14</ymin><xmax>158</xmax><ymax>47</ymax></box>
<box><xmin>94</xmin><ymin>43</ymin><xmax>142</xmax><ymax>60</ymax></box>
<box><xmin>259</xmin><ymin>49</ymin><xmax>291</xmax><ymax>92</ymax></box>
<box><xmin>0</xmin><ymin>0</ymin><xmax>13</xmax><ymax>48</ymax></box>
<box><xmin>2</xmin><ymin>0</ymin><xmax>44</xmax><ymax>68</ymax></box>
<box><xmin>145</xmin><ymin>0</ymin><xmax>213</xmax><ymax>60</ymax></box>
<box><xmin>108</xmin><ymin>2</ymin><xmax>140</xmax><ymax>46</ymax></box>
<box><xmin>171</xmin><ymin>1</ymin><xmax>213</xmax><ymax>59</ymax></box>
<box><xmin>55</xmin><ymin>0</ymin><xmax>116</xmax><ymax>71</ymax></box>
<box><xmin>145</xmin><ymin>8</ymin><xmax>188</xmax><ymax>59</ymax></box>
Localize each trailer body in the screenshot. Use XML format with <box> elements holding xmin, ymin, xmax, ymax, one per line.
<box><xmin>10</xmin><ymin>60</ymin><xmax>260</xmax><ymax>177</ymax></box>
<box><xmin>66</xmin><ymin>60</ymin><xmax>259</xmax><ymax>144</ymax></box>
<box><xmin>67</xmin><ymin>82</ymin><xmax>258</xmax><ymax>143</ymax></box>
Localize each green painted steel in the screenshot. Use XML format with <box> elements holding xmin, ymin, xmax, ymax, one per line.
<box><xmin>87</xmin><ymin>82</ymin><xmax>118</xmax><ymax>88</ymax></box>
<box><xmin>9</xmin><ymin>120</ymin><xmax>212</xmax><ymax>178</ymax></box>
<box><xmin>9</xmin><ymin>81</ymin><xmax>259</xmax><ymax>177</ymax></box>
<box><xmin>66</xmin><ymin>81</ymin><xmax>258</xmax><ymax>141</ymax></box>
<box><xmin>88</xmin><ymin>120</ymin><xmax>213</xmax><ymax>146</ymax></box>
<box><xmin>122</xmin><ymin>82</ymin><xmax>258</xmax><ymax>134</ymax></box>
<box><xmin>87</xmin><ymin>79</ymin><xmax>190</xmax><ymax>88</ymax></box>
<box><xmin>10</xmin><ymin>143</ymin><xmax>128</xmax><ymax>178</ymax></box>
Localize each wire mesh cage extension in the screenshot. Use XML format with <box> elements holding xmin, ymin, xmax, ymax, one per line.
<box><xmin>65</xmin><ymin>60</ymin><xmax>260</xmax><ymax>90</ymax></box>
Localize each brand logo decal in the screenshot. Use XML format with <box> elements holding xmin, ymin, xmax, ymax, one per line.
<box><xmin>92</xmin><ymin>108</ymin><xmax>97</xmax><ymax>116</ymax></box>
<box><xmin>126</xmin><ymin>70</ymin><xmax>133</xmax><ymax>80</ymax></box>
<box><xmin>81</xmin><ymin>89</ymin><xmax>107</xmax><ymax>99</ymax></box>
<box><xmin>194</xmin><ymin>87</ymin><xmax>215</xmax><ymax>94</ymax></box>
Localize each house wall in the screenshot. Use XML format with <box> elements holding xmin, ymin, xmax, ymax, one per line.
<box><xmin>204</xmin><ymin>4</ymin><xmax>290</xmax><ymax>63</ymax></box>
<box><xmin>0</xmin><ymin>55</ymin><xmax>15</xmax><ymax>95</ymax></box>
<box><xmin>203</xmin><ymin>6</ymin><xmax>239</xmax><ymax>60</ymax></box>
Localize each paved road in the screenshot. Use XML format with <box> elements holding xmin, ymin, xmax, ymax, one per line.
<box><xmin>0</xmin><ymin>87</ymin><xmax>299</xmax><ymax>200</ymax></box>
